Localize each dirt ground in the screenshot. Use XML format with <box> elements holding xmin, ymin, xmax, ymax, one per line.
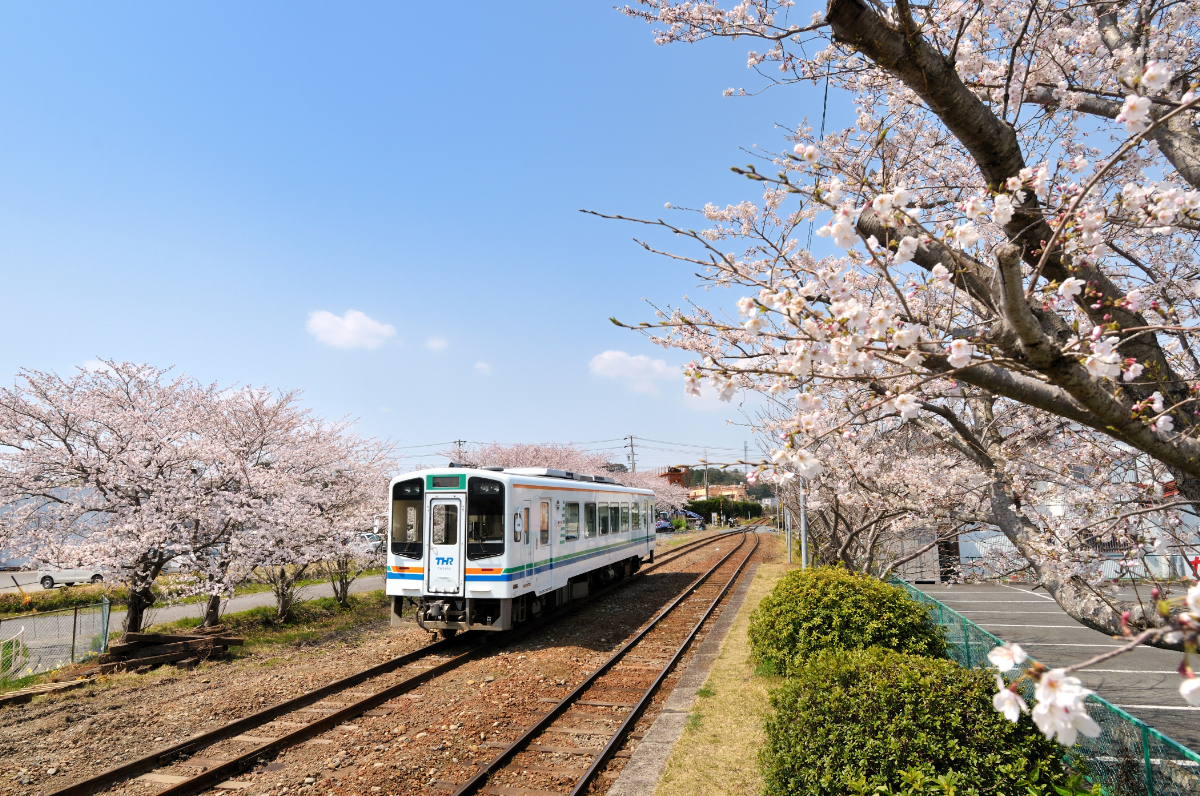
<box><xmin>1</xmin><ymin>534</ymin><xmax>769</xmax><ymax>796</ymax></box>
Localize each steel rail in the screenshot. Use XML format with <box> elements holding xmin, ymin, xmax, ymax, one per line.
<box><xmin>450</xmin><ymin>530</ymin><xmax>759</xmax><ymax>796</ymax></box>
<box><xmin>50</xmin><ymin>530</ymin><xmax>741</xmax><ymax>796</ymax></box>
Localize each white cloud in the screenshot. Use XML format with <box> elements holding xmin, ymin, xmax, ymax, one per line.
<box><xmin>589</xmin><ymin>350</ymin><xmax>673</xmax><ymax>394</ymax></box>
<box><xmin>474</xmin><ymin>362</ymin><xmax>493</xmax><ymax>375</ymax></box>
<box><xmin>426</xmin><ymin>336</ymin><xmax>448</xmax><ymax>352</ymax></box>
<box><xmin>307</xmin><ymin>310</ymin><xmax>396</xmax><ymax>349</ymax></box>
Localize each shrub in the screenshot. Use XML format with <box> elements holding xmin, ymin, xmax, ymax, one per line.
<box><xmin>748</xmin><ymin>566</ymin><xmax>945</xmax><ymax>674</ymax></box>
<box><xmin>762</xmin><ymin>648</ymin><xmax>1074</xmax><ymax>796</ymax></box>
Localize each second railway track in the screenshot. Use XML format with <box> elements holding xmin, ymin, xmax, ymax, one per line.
<box><xmin>49</xmin><ymin>527</ymin><xmax>760</xmax><ymax>796</ymax></box>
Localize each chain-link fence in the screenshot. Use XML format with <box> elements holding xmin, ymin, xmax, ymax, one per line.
<box><xmin>0</xmin><ymin>599</ymin><xmax>111</xmax><ymax>681</ymax></box>
<box><xmin>893</xmin><ymin>580</ymin><xmax>1200</xmax><ymax>796</ymax></box>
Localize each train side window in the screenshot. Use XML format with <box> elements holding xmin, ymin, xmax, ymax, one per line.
<box><xmin>563</xmin><ymin>503</ymin><xmax>580</xmax><ymax>541</ymax></box>
<box><xmin>390</xmin><ymin>478</ymin><xmax>424</xmax><ymax>559</ymax></box>
<box><xmin>609</xmin><ymin>504</ymin><xmax>620</xmax><ymax>537</ymax></box>
<box><xmin>540</xmin><ymin>501</ymin><xmax>551</xmax><ymax>546</ymax></box>
<box><xmin>631</xmin><ymin>501</ymin><xmax>640</xmax><ymax>532</ymax></box>
<box><xmin>620</xmin><ymin>503</ymin><xmax>630</xmax><ymax>533</ymax></box>
<box><xmin>643</xmin><ymin>501</ymin><xmax>649</xmax><ymax>531</ymax></box>
<box><xmin>585</xmin><ymin>503</ymin><xmax>597</xmax><ymax>538</ymax></box>
<box><xmin>598</xmin><ymin>502</ymin><xmax>610</xmax><ymax>535</ymax></box>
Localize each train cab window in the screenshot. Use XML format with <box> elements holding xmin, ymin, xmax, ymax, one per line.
<box><xmin>631</xmin><ymin>502</ymin><xmax>640</xmax><ymax>532</ymax></box>
<box><xmin>598</xmin><ymin>503</ymin><xmax>610</xmax><ymax>535</ymax></box>
<box><xmin>467</xmin><ymin>477</ymin><xmax>505</xmax><ymax>560</ymax></box>
<box><xmin>563</xmin><ymin>503</ymin><xmax>580</xmax><ymax>541</ymax></box>
<box><xmin>432</xmin><ymin>503</ymin><xmax>458</xmax><ymax>545</ymax></box>
<box><xmin>585</xmin><ymin>503</ymin><xmax>597</xmax><ymax>538</ymax></box>
<box><xmin>609</xmin><ymin>504</ymin><xmax>621</xmax><ymax>537</ymax></box>
<box><xmin>621</xmin><ymin>504</ymin><xmax>630</xmax><ymax>533</ymax></box>
<box><xmin>390</xmin><ymin>478</ymin><xmax>424</xmax><ymax>559</ymax></box>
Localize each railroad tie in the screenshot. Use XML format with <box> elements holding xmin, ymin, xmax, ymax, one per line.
<box><xmin>481</xmin><ymin>786</ymin><xmax>566</xmax><ymax>796</ymax></box>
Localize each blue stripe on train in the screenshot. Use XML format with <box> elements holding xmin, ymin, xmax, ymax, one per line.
<box><xmin>386</xmin><ymin>536</ymin><xmax>653</xmax><ymax>583</ymax></box>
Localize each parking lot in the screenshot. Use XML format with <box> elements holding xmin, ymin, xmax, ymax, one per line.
<box><xmin>917</xmin><ymin>583</ymin><xmax>1199</xmax><ymax>751</ymax></box>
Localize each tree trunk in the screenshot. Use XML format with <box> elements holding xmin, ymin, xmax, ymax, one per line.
<box><xmin>202</xmin><ymin>594</ymin><xmax>222</xmax><ymax>627</ymax></box>
<box><xmin>124</xmin><ymin>586</ymin><xmax>156</xmax><ymax>635</ymax></box>
<box><xmin>985</xmin><ymin>474</ymin><xmax>1179</xmax><ymax>649</ymax></box>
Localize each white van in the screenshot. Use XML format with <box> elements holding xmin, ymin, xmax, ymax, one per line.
<box><xmin>37</xmin><ymin>566</ymin><xmax>104</xmax><ymax>589</ymax></box>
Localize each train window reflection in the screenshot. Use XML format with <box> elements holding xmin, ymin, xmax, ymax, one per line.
<box><xmin>432</xmin><ymin>503</ymin><xmax>458</xmax><ymax>545</ymax></box>
<box><xmin>391</xmin><ymin>478</ymin><xmax>423</xmax><ymax>559</ymax></box>
<box><xmin>609</xmin><ymin>504</ymin><xmax>620</xmax><ymax>536</ymax></box>
<box><xmin>467</xmin><ymin>477</ymin><xmax>504</xmax><ymax>559</ymax></box>
<box><xmin>631</xmin><ymin>502</ymin><xmax>640</xmax><ymax>531</ymax></box>
<box><xmin>563</xmin><ymin>503</ymin><xmax>580</xmax><ymax>541</ymax></box>
<box><xmin>585</xmin><ymin>503</ymin><xmax>597</xmax><ymax>538</ymax></box>
<box><xmin>621</xmin><ymin>504</ymin><xmax>630</xmax><ymax>533</ymax></box>
<box><xmin>598</xmin><ymin>503</ymin><xmax>610</xmax><ymax>535</ymax></box>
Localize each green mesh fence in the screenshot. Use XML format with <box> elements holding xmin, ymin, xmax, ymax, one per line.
<box><xmin>893</xmin><ymin>580</ymin><xmax>1200</xmax><ymax>796</ymax></box>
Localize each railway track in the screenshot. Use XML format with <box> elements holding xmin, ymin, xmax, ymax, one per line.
<box><xmin>451</xmin><ymin>529</ymin><xmax>759</xmax><ymax>796</ymax></box>
<box><xmin>49</xmin><ymin>528</ymin><xmax>752</xmax><ymax>796</ymax></box>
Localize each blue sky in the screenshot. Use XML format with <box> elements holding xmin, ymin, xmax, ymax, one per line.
<box><xmin>0</xmin><ymin>1</ymin><xmax>835</xmax><ymax>473</ymax></box>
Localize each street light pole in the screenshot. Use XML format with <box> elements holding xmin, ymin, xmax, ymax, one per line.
<box><xmin>799</xmin><ymin>478</ymin><xmax>809</xmax><ymax>570</ymax></box>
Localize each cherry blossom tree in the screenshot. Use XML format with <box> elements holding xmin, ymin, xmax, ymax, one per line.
<box><xmin>609</xmin><ymin>0</ymin><xmax>1200</xmax><ymax>719</ymax></box>
<box><xmin>0</xmin><ymin>362</ymin><xmax>236</xmax><ymax>632</ymax></box>
<box><xmin>0</xmin><ymin>362</ymin><xmax>393</xmax><ymax>632</ymax></box>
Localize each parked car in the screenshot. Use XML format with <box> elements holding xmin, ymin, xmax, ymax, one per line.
<box><xmin>357</xmin><ymin>532</ymin><xmax>384</xmax><ymax>553</ymax></box>
<box><xmin>655</xmin><ymin>520</ymin><xmax>674</xmax><ymax>532</ymax></box>
<box><xmin>38</xmin><ymin>565</ymin><xmax>104</xmax><ymax>589</ymax></box>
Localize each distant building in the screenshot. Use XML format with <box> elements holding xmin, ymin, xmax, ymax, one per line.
<box><xmin>687</xmin><ymin>483</ymin><xmax>749</xmax><ymax>501</ymax></box>
<box><xmin>658</xmin><ymin>467</ymin><xmax>688</xmax><ymax>487</ymax></box>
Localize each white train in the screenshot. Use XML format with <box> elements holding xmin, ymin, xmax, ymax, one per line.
<box><xmin>385</xmin><ymin>466</ymin><xmax>657</xmax><ymax>635</ymax></box>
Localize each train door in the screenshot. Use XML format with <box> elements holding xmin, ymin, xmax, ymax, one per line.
<box><xmin>534</xmin><ymin>499</ymin><xmax>551</xmax><ymax>593</ymax></box>
<box><xmin>426</xmin><ymin>498</ymin><xmax>463</xmax><ymax>595</ymax></box>
<box><xmin>519</xmin><ymin>500</ymin><xmax>533</xmax><ymax>586</ymax></box>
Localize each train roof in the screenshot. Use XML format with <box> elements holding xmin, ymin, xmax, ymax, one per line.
<box><xmin>390</xmin><ymin>467</ymin><xmax>654</xmax><ymax>495</ymax></box>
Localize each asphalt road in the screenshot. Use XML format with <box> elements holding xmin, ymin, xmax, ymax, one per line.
<box><xmin>917</xmin><ymin>583</ymin><xmax>1199</xmax><ymax>752</ymax></box>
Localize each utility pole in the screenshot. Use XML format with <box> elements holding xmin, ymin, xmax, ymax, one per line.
<box><xmin>703</xmin><ymin>448</ymin><xmax>709</xmax><ymax>499</ymax></box>
<box><xmin>453</xmin><ymin>439</ymin><xmax>467</xmax><ymax>463</ymax></box>
<box><xmin>743</xmin><ymin>442</ymin><xmax>749</xmax><ymax>476</ymax></box>
<box><xmin>626</xmin><ymin>435</ymin><xmax>637</xmax><ymax>473</ymax></box>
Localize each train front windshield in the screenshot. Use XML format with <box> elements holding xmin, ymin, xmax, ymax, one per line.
<box><xmin>467</xmin><ymin>476</ymin><xmax>505</xmax><ymax>559</ymax></box>
<box><xmin>391</xmin><ymin>478</ymin><xmax>424</xmax><ymax>559</ymax></box>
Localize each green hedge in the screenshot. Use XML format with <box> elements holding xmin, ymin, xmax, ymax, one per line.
<box><xmin>762</xmin><ymin>648</ymin><xmax>1075</xmax><ymax>796</ymax></box>
<box><xmin>748</xmin><ymin>567</ymin><xmax>946</xmax><ymax>674</ymax></box>
<box><xmin>685</xmin><ymin>498</ymin><xmax>763</xmax><ymax>519</ymax></box>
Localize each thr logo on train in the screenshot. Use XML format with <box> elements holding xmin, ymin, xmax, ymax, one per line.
<box><xmin>435</xmin><ymin>556</ymin><xmax>454</xmax><ymax>567</ymax></box>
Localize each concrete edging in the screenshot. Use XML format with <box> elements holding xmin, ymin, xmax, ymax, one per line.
<box><xmin>606</xmin><ymin>561</ymin><xmax>762</xmax><ymax>796</ymax></box>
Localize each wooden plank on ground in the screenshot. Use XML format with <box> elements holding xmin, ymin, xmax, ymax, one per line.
<box><xmin>0</xmin><ymin>678</ymin><xmax>91</xmax><ymax>705</ymax></box>
<box><xmin>213</xmin><ymin>782</ymin><xmax>253</xmax><ymax>790</ymax></box>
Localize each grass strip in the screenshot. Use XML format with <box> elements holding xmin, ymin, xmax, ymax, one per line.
<box><xmin>655</xmin><ymin>559</ymin><xmax>790</xmax><ymax>796</ymax></box>
<box><xmin>0</xmin><ymin>590</ymin><xmax>391</xmax><ymax>696</ymax></box>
